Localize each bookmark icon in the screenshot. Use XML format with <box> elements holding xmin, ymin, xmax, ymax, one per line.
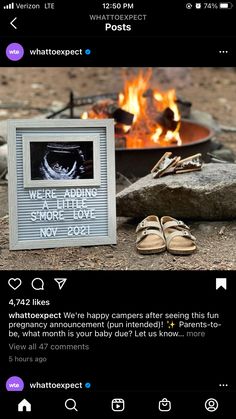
<box><xmin>216</xmin><ymin>278</ymin><xmax>227</xmax><ymax>290</ymax></box>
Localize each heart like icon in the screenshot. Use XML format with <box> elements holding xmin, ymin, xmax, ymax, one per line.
<box><xmin>8</xmin><ymin>278</ymin><xmax>22</xmax><ymax>291</ymax></box>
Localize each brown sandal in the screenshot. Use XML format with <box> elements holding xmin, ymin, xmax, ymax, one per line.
<box><xmin>136</xmin><ymin>215</ymin><xmax>166</xmax><ymax>254</ymax></box>
<box><xmin>161</xmin><ymin>216</ymin><xmax>196</xmax><ymax>255</ymax></box>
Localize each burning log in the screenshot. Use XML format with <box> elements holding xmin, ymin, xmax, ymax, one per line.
<box><xmin>142</xmin><ymin>88</ymin><xmax>153</xmax><ymax>98</ymax></box>
<box><xmin>175</xmin><ymin>97</ymin><xmax>192</xmax><ymax>118</ymax></box>
<box><xmin>84</xmin><ymin>100</ymin><xmax>135</xmax><ymax>131</ymax></box>
<box><xmin>115</xmin><ymin>137</ymin><xmax>127</xmax><ymax>149</ymax></box>
<box><xmin>91</xmin><ymin>99</ymin><xmax>117</xmax><ymax>117</ymax></box>
<box><xmin>156</xmin><ymin>107</ymin><xmax>179</xmax><ymax>132</ymax></box>
<box><xmin>112</xmin><ymin>108</ymin><xmax>134</xmax><ymax>126</ymax></box>
<box><xmin>81</xmin><ymin>70</ymin><xmax>185</xmax><ymax>148</ymax></box>
<box><xmin>113</xmin><ymin>107</ymin><xmax>134</xmax><ymax>139</ymax></box>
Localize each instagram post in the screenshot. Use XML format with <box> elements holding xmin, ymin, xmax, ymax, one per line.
<box><xmin>0</xmin><ymin>67</ymin><xmax>235</xmax><ymax>270</ymax></box>
<box><xmin>0</xmin><ymin>1</ymin><xmax>235</xmax><ymax>417</ymax></box>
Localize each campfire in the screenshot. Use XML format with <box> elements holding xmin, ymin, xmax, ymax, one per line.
<box><xmin>47</xmin><ymin>69</ymin><xmax>214</xmax><ymax>177</ymax></box>
<box><xmin>81</xmin><ymin>69</ymin><xmax>183</xmax><ymax>149</ymax></box>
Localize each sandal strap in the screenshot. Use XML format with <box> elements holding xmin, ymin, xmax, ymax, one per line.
<box><xmin>136</xmin><ymin>228</ymin><xmax>164</xmax><ymax>244</ymax></box>
<box><xmin>166</xmin><ymin>230</ymin><xmax>196</xmax><ymax>247</ymax></box>
<box><xmin>136</xmin><ymin>220</ymin><xmax>161</xmax><ymax>233</ymax></box>
<box><xmin>162</xmin><ymin>220</ymin><xmax>190</xmax><ymax>231</ymax></box>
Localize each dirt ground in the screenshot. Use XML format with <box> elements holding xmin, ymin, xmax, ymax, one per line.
<box><xmin>0</xmin><ymin>67</ymin><xmax>236</xmax><ymax>270</ymax></box>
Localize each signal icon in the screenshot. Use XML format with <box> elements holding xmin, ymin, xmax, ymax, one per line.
<box><xmin>4</xmin><ymin>2</ymin><xmax>15</xmax><ymax>9</ymax></box>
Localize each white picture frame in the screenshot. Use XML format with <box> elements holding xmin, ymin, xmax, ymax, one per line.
<box><xmin>8</xmin><ymin>119</ymin><xmax>116</xmax><ymax>250</ymax></box>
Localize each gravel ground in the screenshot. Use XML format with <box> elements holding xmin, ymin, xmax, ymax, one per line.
<box><xmin>0</xmin><ymin>213</ymin><xmax>235</xmax><ymax>270</ymax></box>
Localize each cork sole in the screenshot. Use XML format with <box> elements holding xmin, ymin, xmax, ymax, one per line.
<box><xmin>136</xmin><ymin>235</ymin><xmax>166</xmax><ymax>255</ymax></box>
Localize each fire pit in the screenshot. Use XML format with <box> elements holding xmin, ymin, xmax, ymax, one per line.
<box><xmin>115</xmin><ymin>120</ymin><xmax>213</xmax><ymax>177</ymax></box>
<box><xmin>48</xmin><ymin>69</ymin><xmax>215</xmax><ymax>177</ymax></box>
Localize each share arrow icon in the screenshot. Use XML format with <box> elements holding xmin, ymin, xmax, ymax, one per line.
<box><xmin>54</xmin><ymin>278</ymin><xmax>67</xmax><ymax>290</ymax></box>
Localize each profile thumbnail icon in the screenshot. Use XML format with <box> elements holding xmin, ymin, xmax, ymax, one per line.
<box><xmin>6</xmin><ymin>43</ymin><xmax>24</xmax><ymax>61</ymax></box>
<box><xmin>6</xmin><ymin>376</ymin><xmax>24</xmax><ymax>391</ymax></box>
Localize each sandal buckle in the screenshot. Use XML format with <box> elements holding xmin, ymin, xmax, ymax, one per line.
<box><xmin>178</xmin><ymin>220</ymin><xmax>189</xmax><ymax>229</ymax></box>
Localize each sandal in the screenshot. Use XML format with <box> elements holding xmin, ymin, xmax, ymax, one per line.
<box><xmin>136</xmin><ymin>215</ymin><xmax>166</xmax><ymax>254</ymax></box>
<box><xmin>161</xmin><ymin>216</ymin><xmax>196</xmax><ymax>255</ymax></box>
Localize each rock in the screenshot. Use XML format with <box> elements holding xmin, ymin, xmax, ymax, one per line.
<box><xmin>0</xmin><ymin>120</ymin><xmax>7</xmax><ymax>144</ymax></box>
<box><xmin>218</xmin><ymin>97</ymin><xmax>227</xmax><ymax>105</ymax></box>
<box><xmin>0</xmin><ymin>144</ymin><xmax>8</xmax><ymax>178</ymax></box>
<box><xmin>210</xmin><ymin>148</ymin><xmax>235</xmax><ymax>162</ymax></box>
<box><xmin>51</xmin><ymin>100</ymin><xmax>64</xmax><ymax>111</ymax></box>
<box><xmin>31</xmin><ymin>83</ymin><xmax>44</xmax><ymax>89</ymax></box>
<box><xmin>219</xmin><ymin>226</ymin><xmax>226</xmax><ymax>235</ymax></box>
<box><xmin>0</xmin><ymin>115</ymin><xmax>47</xmax><ymax>146</ymax></box>
<box><xmin>210</xmin><ymin>138</ymin><xmax>223</xmax><ymax>150</ymax></box>
<box><xmin>51</xmin><ymin>100</ymin><xmax>64</xmax><ymax>107</ymax></box>
<box><xmin>217</xmin><ymin>98</ymin><xmax>232</xmax><ymax>111</ymax></box>
<box><xmin>67</xmin><ymin>70</ymin><xmax>77</xmax><ymax>79</ymax></box>
<box><xmin>196</xmin><ymin>223</ymin><xmax>216</xmax><ymax>233</ymax></box>
<box><xmin>190</xmin><ymin>109</ymin><xmax>221</xmax><ymax>133</ymax></box>
<box><xmin>116</xmin><ymin>163</ymin><xmax>236</xmax><ymax>220</ymax></box>
<box><xmin>0</xmin><ymin>110</ymin><xmax>8</xmax><ymax>117</ymax></box>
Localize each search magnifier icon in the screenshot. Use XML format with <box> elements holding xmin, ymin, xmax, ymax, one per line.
<box><xmin>65</xmin><ymin>398</ymin><xmax>78</xmax><ymax>412</ymax></box>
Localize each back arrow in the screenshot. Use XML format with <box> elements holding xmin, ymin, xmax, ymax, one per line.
<box><xmin>10</xmin><ymin>17</ymin><xmax>17</xmax><ymax>29</ymax></box>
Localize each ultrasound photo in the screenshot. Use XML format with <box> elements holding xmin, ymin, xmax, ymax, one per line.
<box><xmin>30</xmin><ymin>141</ymin><xmax>94</xmax><ymax>181</ymax></box>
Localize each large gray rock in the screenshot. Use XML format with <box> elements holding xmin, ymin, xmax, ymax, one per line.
<box><xmin>190</xmin><ymin>109</ymin><xmax>221</xmax><ymax>133</ymax></box>
<box><xmin>116</xmin><ymin>163</ymin><xmax>236</xmax><ymax>220</ymax></box>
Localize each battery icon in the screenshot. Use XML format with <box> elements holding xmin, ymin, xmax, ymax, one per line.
<box><xmin>219</xmin><ymin>2</ymin><xmax>233</xmax><ymax>8</ymax></box>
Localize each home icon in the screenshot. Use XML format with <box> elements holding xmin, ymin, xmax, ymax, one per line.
<box><xmin>18</xmin><ymin>399</ymin><xmax>31</xmax><ymax>412</ymax></box>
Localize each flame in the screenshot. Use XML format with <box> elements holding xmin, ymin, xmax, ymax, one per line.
<box><xmin>81</xmin><ymin>69</ymin><xmax>182</xmax><ymax>148</ymax></box>
<box><xmin>118</xmin><ymin>70</ymin><xmax>181</xmax><ymax>147</ymax></box>
<box><xmin>81</xmin><ymin>111</ymin><xmax>88</xmax><ymax>119</ymax></box>
<box><xmin>118</xmin><ymin>69</ymin><xmax>152</xmax><ymax>123</ymax></box>
<box><xmin>151</xmin><ymin>88</ymin><xmax>181</xmax><ymax>145</ymax></box>
<box><xmin>152</xmin><ymin>127</ymin><xmax>163</xmax><ymax>143</ymax></box>
<box><xmin>153</xmin><ymin>89</ymin><xmax>180</xmax><ymax>121</ymax></box>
